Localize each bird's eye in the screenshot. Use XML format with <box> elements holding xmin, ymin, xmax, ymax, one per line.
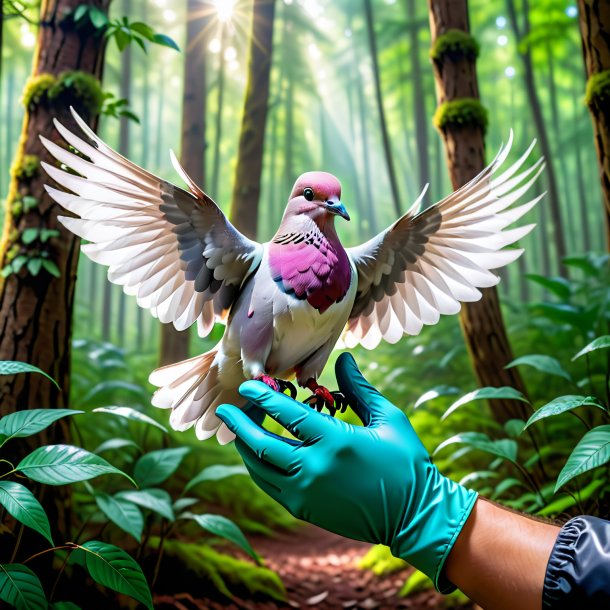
<box><xmin>303</xmin><ymin>188</ymin><xmax>314</xmax><ymax>201</ymax></box>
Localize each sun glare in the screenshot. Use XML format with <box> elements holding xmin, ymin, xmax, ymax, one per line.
<box><xmin>215</xmin><ymin>0</ymin><xmax>237</xmax><ymax>23</ymax></box>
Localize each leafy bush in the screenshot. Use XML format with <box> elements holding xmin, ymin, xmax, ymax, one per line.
<box><xmin>0</xmin><ymin>362</ymin><xmax>274</xmax><ymax>609</ymax></box>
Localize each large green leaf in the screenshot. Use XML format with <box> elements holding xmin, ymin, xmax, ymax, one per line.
<box><xmin>115</xmin><ymin>488</ymin><xmax>174</xmax><ymax>521</ymax></box>
<box><xmin>94</xmin><ymin>438</ymin><xmax>141</xmax><ymax>455</ymax></box>
<box><xmin>539</xmin><ymin>479</ymin><xmax>605</xmax><ymax>517</ymax></box>
<box><xmin>16</xmin><ymin>445</ymin><xmax>134</xmax><ymax>486</ymax></box>
<box><xmin>434</xmin><ymin>432</ymin><xmax>518</xmax><ymax>465</ymax></box>
<box><xmin>134</xmin><ymin>447</ymin><xmax>190</xmax><ymax>488</ymax></box>
<box><xmin>184</xmin><ymin>464</ymin><xmax>248</xmax><ymax>492</ymax></box>
<box><xmin>78</xmin><ymin>381</ymin><xmax>149</xmax><ymax>406</ymax></box>
<box><xmin>524</xmin><ymin>395</ymin><xmax>605</xmax><ymax>430</ymax></box>
<box><xmin>556</xmin><ymin>425</ymin><xmax>610</xmax><ymax>491</ymax></box>
<box><xmin>0</xmin><ymin>481</ymin><xmax>53</xmax><ymax>545</ymax></box>
<box><xmin>93</xmin><ymin>406</ymin><xmax>167</xmax><ymax>433</ymax></box>
<box><xmin>505</xmin><ymin>354</ymin><xmax>571</xmax><ymax>381</ymax></box>
<box><xmin>0</xmin><ymin>361</ymin><xmax>59</xmax><ymax>389</ymax></box>
<box><xmin>80</xmin><ymin>541</ymin><xmax>152</xmax><ymax>610</ymax></box>
<box><xmin>525</xmin><ymin>274</ymin><xmax>572</xmax><ymax>299</ymax></box>
<box><xmin>52</xmin><ymin>602</ymin><xmax>82</xmax><ymax>610</ymax></box>
<box><xmin>572</xmin><ymin>336</ymin><xmax>610</xmax><ymax>361</ymax></box>
<box><xmin>0</xmin><ymin>409</ymin><xmax>83</xmax><ymax>446</ymax></box>
<box><xmin>442</xmin><ymin>387</ymin><xmax>528</xmax><ymax>420</ymax></box>
<box><xmin>188</xmin><ymin>513</ymin><xmax>260</xmax><ymax>564</ymax></box>
<box><xmin>94</xmin><ymin>492</ymin><xmax>143</xmax><ymax>541</ymax></box>
<box><xmin>0</xmin><ymin>564</ymin><xmax>46</xmax><ymax>610</ymax></box>
<box><xmin>412</xmin><ymin>385</ymin><xmax>460</xmax><ymax>410</ymax></box>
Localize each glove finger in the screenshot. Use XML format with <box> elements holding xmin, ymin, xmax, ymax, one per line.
<box><xmin>335</xmin><ymin>352</ymin><xmax>403</xmax><ymax>427</ymax></box>
<box><xmin>236</xmin><ymin>439</ymin><xmax>284</xmax><ymax>498</ymax></box>
<box><xmin>216</xmin><ymin>404</ymin><xmax>296</xmax><ymax>470</ymax></box>
<box><xmin>240</xmin><ymin>380</ymin><xmax>327</xmax><ymax>443</ymax></box>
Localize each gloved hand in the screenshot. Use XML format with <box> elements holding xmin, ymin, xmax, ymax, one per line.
<box><xmin>216</xmin><ymin>353</ymin><xmax>477</xmax><ymax>592</ymax></box>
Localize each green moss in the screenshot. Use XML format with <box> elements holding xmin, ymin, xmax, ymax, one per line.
<box><xmin>11</xmin><ymin>154</ymin><xmax>40</xmax><ymax>182</ymax></box>
<box><xmin>359</xmin><ymin>545</ymin><xmax>406</xmax><ymax>576</ymax></box>
<box><xmin>48</xmin><ymin>71</ymin><xmax>104</xmax><ymax>115</ymax></box>
<box><xmin>161</xmin><ymin>538</ymin><xmax>286</xmax><ymax>602</ymax></box>
<box><xmin>22</xmin><ymin>73</ymin><xmax>57</xmax><ymax>108</ymax></box>
<box><xmin>433</xmin><ymin>98</ymin><xmax>488</xmax><ymax>135</ymax></box>
<box><xmin>585</xmin><ymin>70</ymin><xmax>610</xmax><ymax>111</ymax></box>
<box><xmin>430</xmin><ymin>29</ymin><xmax>480</xmax><ymax>62</ymax></box>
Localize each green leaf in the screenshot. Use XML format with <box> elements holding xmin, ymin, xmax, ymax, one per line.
<box><xmin>16</xmin><ymin>445</ymin><xmax>134</xmax><ymax>486</ymax></box>
<box><xmin>525</xmin><ymin>274</ymin><xmax>572</xmax><ymax>299</ymax></box>
<box><xmin>94</xmin><ymin>438</ymin><xmax>141</xmax><ymax>454</ymax></box>
<box><xmin>21</xmin><ymin>228</ymin><xmax>39</xmax><ymax>245</ymax></box>
<box><xmin>572</xmin><ymin>336</ymin><xmax>610</xmax><ymax>361</ymax></box>
<box><xmin>0</xmin><ymin>409</ymin><xmax>83</xmax><ymax>446</ymax></box>
<box><xmin>73</xmin><ymin>5</ymin><xmax>88</xmax><ymax>22</ymax></box>
<box><xmin>0</xmin><ymin>564</ymin><xmax>46</xmax><ymax>610</ymax></box>
<box><xmin>184</xmin><ymin>464</ymin><xmax>248</xmax><ymax>492</ymax></box>
<box><xmin>434</xmin><ymin>432</ymin><xmax>518</xmax><ymax>465</ymax></box>
<box><xmin>88</xmin><ymin>6</ymin><xmax>109</xmax><ymax>29</ymax></box>
<box><xmin>173</xmin><ymin>497</ymin><xmax>199</xmax><ymax>514</ymax></box>
<box><xmin>442</xmin><ymin>387</ymin><xmax>529</xmax><ymax>420</ymax></box>
<box><xmin>505</xmin><ymin>354</ymin><xmax>571</xmax><ymax>381</ymax></box>
<box><xmin>556</xmin><ymin>425</ymin><xmax>610</xmax><ymax>491</ymax></box>
<box><xmin>412</xmin><ymin>385</ymin><xmax>460</xmax><ymax>410</ymax></box>
<box><xmin>134</xmin><ymin>447</ymin><xmax>190</xmax><ymax>488</ymax></box>
<box><xmin>94</xmin><ymin>492</ymin><xmax>143</xmax><ymax>541</ymax></box>
<box><xmin>78</xmin><ymin>380</ymin><xmax>149</xmax><ymax>406</ymax></box>
<box><xmin>116</xmin><ymin>489</ymin><xmax>175</xmax><ymax>521</ymax></box>
<box><xmin>39</xmin><ymin>229</ymin><xmax>60</xmax><ymax>243</ymax></box>
<box><xmin>12</xmin><ymin>256</ymin><xmax>27</xmax><ymax>274</ymax></box>
<box><xmin>151</xmin><ymin>33</ymin><xmax>180</xmax><ymax>51</ymax></box>
<box><xmin>562</xmin><ymin>255</ymin><xmax>599</xmax><ymax>276</ymax></box>
<box><xmin>0</xmin><ymin>361</ymin><xmax>60</xmax><ymax>389</ymax></box>
<box><xmin>52</xmin><ymin>602</ymin><xmax>82</xmax><ymax>610</ymax></box>
<box><xmin>128</xmin><ymin>21</ymin><xmax>155</xmax><ymax>39</ymax></box>
<box><xmin>492</xmin><ymin>477</ymin><xmax>526</xmax><ymax>500</ymax></box>
<box><xmin>41</xmin><ymin>260</ymin><xmax>61</xmax><ymax>278</ymax></box>
<box><xmin>539</xmin><ymin>479</ymin><xmax>605</xmax><ymax>517</ymax></box>
<box><xmin>27</xmin><ymin>258</ymin><xmax>42</xmax><ymax>276</ymax></box>
<box><xmin>80</xmin><ymin>541</ymin><xmax>152</xmax><ymax>609</ymax></box>
<box><xmin>93</xmin><ymin>406</ymin><xmax>167</xmax><ymax>433</ymax></box>
<box><xmin>114</xmin><ymin>28</ymin><xmax>130</xmax><ymax>52</ymax></box>
<box><xmin>0</xmin><ymin>481</ymin><xmax>53</xmax><ymax>545</ymax></box>
<box><xmin>188</xmin><ymin>514</ymin><xmax>260</xmax><ymax>564</ymax></box>
<box><xmin>503</xmin><ymin>419</ymin><xmax>526</xmax><ymax>438</ymax></box>
<box><xmin>524</xmin><ymin>395</ymin><xmax>605</xmax><ymax>430</ymax></box>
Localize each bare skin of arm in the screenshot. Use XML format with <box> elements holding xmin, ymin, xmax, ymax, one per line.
<box><xmin>445</xmin><ymin>498</ymin><xmax>560</xmax><ymax>610</ymax></box>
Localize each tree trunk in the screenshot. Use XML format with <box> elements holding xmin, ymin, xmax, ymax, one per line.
<box><xmin>211</xmin><ymin>23</ymin><xmax>226</xmax><ymax>200</ymax></box>
<box><xmin>363</xmin><ymin>0</ymin><xmax>401</xmax><ymax>217</ymax></box>
<box><xmin>573</xmin><ymin>90</ymin><xmax>592</xmax><ymax>252</ymax></box>
<box><xmin>406</xmin><ymin>0</ymin><xmax>430</xmax><ymax>207</ymax></box>
<box><xmin>506</xmin><ymin>0</ymin><xmax>567</xmax><ymax>272</ymax></box>
<box><xmin>577</xmin><ymin>0</ymin><xmax>610</xmax><ymax>248</ymax></box>
<box><xmin>229</xmin><ymin>0</ymin><xmax>276</xmax><ymax>240</ymax></box>
<box><xmin>159</xmin><ymin>0</ymin><xmax>209</xmax><ymax>366</ymax></box>
<box><xmin>427</xmin><ymin>0</ymin><xmax>529</xmax><ymax>423</ymax></box>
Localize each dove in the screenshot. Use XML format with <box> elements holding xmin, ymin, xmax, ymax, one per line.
<box><xmin>40</xmin><ymin>108</ymin><xmax>543</xmax><ymax>445</ymax></box>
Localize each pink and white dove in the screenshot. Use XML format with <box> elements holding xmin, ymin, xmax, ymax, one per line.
<box><xmin>41</xmin><ymin>108</ymin><xmax>543</xmax><ymax>444</ymax></box>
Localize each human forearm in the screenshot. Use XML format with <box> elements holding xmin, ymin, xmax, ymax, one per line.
<box><xmin>444</xmin><ymin>498</ymin><xmax>559</xmax><ymax>610</ymax></box>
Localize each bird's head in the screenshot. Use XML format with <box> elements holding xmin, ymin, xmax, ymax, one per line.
<box><xmin>284</xmin><ymin>172</ymin><xmax>350</xmax><ymax>227</ymax></box>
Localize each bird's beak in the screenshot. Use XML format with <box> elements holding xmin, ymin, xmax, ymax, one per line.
<box><xmin>325</xmin><ymin>198</ymin><xmax>350</xmax><ymax>221</ymax></box>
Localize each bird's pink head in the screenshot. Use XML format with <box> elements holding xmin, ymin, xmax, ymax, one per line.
<box><xmin>283</xmin><ymin>171</ymin><xmax>350</xmax><ymax>227</ymax></box>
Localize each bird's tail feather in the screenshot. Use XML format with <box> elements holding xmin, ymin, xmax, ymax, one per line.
<box><xmin>149</xmin><ymin>345</ymin><xmax>244</xmax><ymax>444</ymax></box>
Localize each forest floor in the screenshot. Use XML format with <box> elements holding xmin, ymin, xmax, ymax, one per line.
<box><xmin>155</xmin><ymin>525</ymin><xmax>476</xmax><ymax>610</ymax></box>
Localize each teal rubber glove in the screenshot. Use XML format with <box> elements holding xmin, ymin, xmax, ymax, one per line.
<box><xmin>216</xmin><ymin>353</ymin><xmax>477</xmax><ymax>592</ymax></box>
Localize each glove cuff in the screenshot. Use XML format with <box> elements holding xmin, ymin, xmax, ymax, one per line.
<box><xmin>390</xmin><ymin>463</ymin><xmax>478</xmax><ymax>593</ymax></box>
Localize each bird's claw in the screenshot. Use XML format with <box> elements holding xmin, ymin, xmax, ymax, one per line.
<box><xmin>304</xmin><ymin>388</ymin><xmax>349</xmax><ymax>417</ymax></box>
<box><xmin>255</xmin><ymin>374</ymin><xmax>297</xmax><ymax>399</ymax></box>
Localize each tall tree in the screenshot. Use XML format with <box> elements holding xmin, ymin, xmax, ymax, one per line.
<box><xmin>0</xmin><ymin>0</ymin><xmax>111</xmax><ymax>411</ymax></box>
<box><xmin>159</xmin><ymin>0</ymin><xmax>210</xmax><ymax>366</ymax></box>
<box><xmin>363</xmin><ymin>0</ymin><xmax>401</xmax><ymax>217</ymax></box>
<box><xmin>577</xmin><ymin>0</ymin><xmax>610</xmax><ymax>248</ymax></box>
<box><xmin>427</xmin><ymin>0</ymin><xmax>529</xmax><ymax>423</ymax></box>
<box><xmin>505</xmin><ymin>0</ymin><xmax>567</xmax><ymax>270</ymax></box>
<box><xmin>229</xmin><ymin>0</ymin><xmax>277</xmax><ymax>239</ymax></box>
<box><xmin>210</xmin><ymin>22</ymin><xmax>227</xmax><ymax>200</ymax></box>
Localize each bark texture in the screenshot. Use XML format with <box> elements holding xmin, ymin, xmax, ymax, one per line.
<box><xmin>0</xmin><ymin>0</ymin><xmax>110</xmax><ymax>414</ymax></box>
<box><xmin>427</xmin><ymin>0</ymin><xmax>529</xmax><ymax>423</ymax></box>
<box><xmin>230</xmin><ymin>0</ymin><xmax>276</xmax><ymax>240</ymax></box>
<box><xmin>159</xmin><ymin>0</ymin><xmax>210</xmax><ymax>366</ymax></box>
<box><xmin>577</xmin><ymin>0</ymin><xmax>610</xmax><ymax>248</ymax></box>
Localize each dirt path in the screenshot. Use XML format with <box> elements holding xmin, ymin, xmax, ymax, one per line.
<box><xmin>156</xmin><ymin>525</ymin><xmax>474</xmax><ymax>610</ymax></box>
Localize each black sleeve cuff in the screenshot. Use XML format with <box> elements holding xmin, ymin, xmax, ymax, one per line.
<box><xmin>543</xmin><ymin>515</ymin><xmax>610</xmax><ymax>609</ymax></box>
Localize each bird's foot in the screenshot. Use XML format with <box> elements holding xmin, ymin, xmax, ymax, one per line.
<box><xmin>254</xmin><ymin>374</ymin><xmax>297</xmax><ymax>399</ymax></box>
<box><xmin>303</xmin><ymin>379</ymin><xmax>348</xmax><ymax>416</ymax></box>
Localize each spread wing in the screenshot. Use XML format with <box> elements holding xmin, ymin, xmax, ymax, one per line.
<box><xmin>41</xmin><ymin>108</ymin><xmax>263</xmax><ymax>336</ymax></box>
<box><xmin>345</xmin><ymin>134</ymin><xmax>543</xmax><ymax>350</ymax></box>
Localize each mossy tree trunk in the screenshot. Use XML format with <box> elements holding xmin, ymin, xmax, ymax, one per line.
<box><xmin>230</xmin><ymin>0</ymin><xmax>276</xmax><ymax>240</ymax></box>
<box><xmin>159</xmin><ymin>0</ymin><xmax>210</xmax><ymax>367</ymax></box>
<box><xmin>577</xmin><ymin>0</ymin><xmax>610</xmax><ymax>249</ymax></box>
<box><xmin>0</xmin><ymin>0</ymin><xmax>111</xmax><ymax>567</ymax></box>
<box><xmin>427</xmin><ymin>0</ymin><xmax>530</xmax><ymax>424</ymax></box>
